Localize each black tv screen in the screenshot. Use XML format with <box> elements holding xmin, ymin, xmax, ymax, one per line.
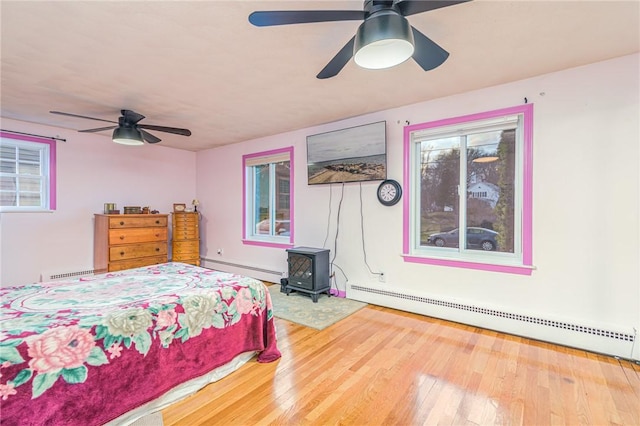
<box><xmin>306</xmin><ymin>121</ymin><xmax>387</xmax><ymax>185</ymax></box>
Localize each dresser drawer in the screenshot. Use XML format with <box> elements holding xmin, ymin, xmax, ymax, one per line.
<box><xmin>109</xmin><ymin>227</ymin><xmax>167</xmax><ymax>245</ymax></box>
<box><xmin>173</xmin><ymin>222</ymin><xmax>199</xmax><ymax>231</ymax></box>
<box><xmin>109</xmin><ymin>242</ymin><xmax>168</xmax><ymax>261</ymax></box>
<box><xmin>172</xmin><ymin>256</ymin><xmax>200</xmax><ymax>266</ymax></box>
<box><xmin>172</xmin><ymin>214</ymin><xmax>198</xmax><ymax>225</ymax></box>
<box><xmin>109</xmin><ymin>216</ymin><xmax>168</xmax><ymax>229</ymax></box>
<box><xmin>173</xmin><ymin>240</ymin><xmax>199</xmax><ymax>255</ymax></box>
<box><xmin>108</xmin><ymin>255</ymin><xmax>168</xmax><ymax>272</ymax></box>
<box><xmin>173</xmin><ymin>229</ymin><xmax>199</xmax><ymax>240</ymax></box>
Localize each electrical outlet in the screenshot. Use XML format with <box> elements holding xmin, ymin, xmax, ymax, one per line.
<box><xmin>379</xmin><ymin>272</ymin><xmax>386</xmax><ymax>282</ymax></box>
<box><xmin>217</xmin><ymin>248</ymin><xmax>223</xmax><ymax>255</ymax></box>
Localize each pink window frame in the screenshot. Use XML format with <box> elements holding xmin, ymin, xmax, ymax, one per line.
<box><xmin>242</xmin><ymin>146</ymin><xmax>294</xmax><ymax>248</ymax></box>
<box><xmin>402</xmin><ymin>104</ymin><xmax>533</xmax><ymax>275</ymax></box>
<box><xmin>0</xmin><ymin>131</ymin><xmax>57</xmax><ymax>210</ymax></box>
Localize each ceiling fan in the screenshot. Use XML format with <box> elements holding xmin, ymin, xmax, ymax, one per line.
<box><xmin>248</xmin><ymin>0</ymin><xmax>471</xmax><ymax>79</ymax></box>
<box><xmin>49</xmin><ymin>109</ymin><xmax>192</xmax><ymax>145</ymax></box>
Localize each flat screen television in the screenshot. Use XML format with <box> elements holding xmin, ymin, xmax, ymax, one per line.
<box><xmin>306</xmin><ymin>121</ymin><xmax>387</xmax><ymax>185</ymax></box>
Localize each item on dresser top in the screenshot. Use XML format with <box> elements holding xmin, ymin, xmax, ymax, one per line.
<box><xmin>104</xmin><ymin>203</ymin><xmax>116</xmax><ymax>214</ymax></box>
<box><xmin>124</xmin><ymin>206</ymin><xmax>142</xmax><ymax>214</ymax></box>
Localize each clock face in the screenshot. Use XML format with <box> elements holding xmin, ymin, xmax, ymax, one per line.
<box><xmin>380</xmin><ymin>184</ymin><xmax>397</xmax><ymax>201</ymax></box>
<box><xmin>377</xmin><ymin>179</ymin><xmax>402</xmax><ymax>206</ymax></box>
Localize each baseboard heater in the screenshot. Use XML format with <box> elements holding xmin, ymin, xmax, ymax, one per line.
<box><xmin>41</xmin><ymin>268</ymin><xmax>97</xmax><ymax>282</ymax></box>
<box><xmin>200</xmin><ymin>258</ymin><xmax>283</xmax><ymax>280</ymax></box>
<box><xmin>348</xmin><ymin>283</ymin><xmax>637</xmax><ymax>360</ymax></box>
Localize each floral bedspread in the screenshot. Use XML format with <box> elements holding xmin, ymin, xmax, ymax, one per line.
<box><xmin>0</xmin><ymin>262</ymin><xmax>281</xmax><ymax>426</ymax></box>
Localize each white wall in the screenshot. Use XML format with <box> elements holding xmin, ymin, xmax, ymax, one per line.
<box><xmin>196</xmin><ymin>54</ymin><xmax>639</xmax><ymax>360</ymax></box>
<box><xmin>0</xmin><ymin>118</ymin><xmax>197</xmax><ymax>286</ymax></box>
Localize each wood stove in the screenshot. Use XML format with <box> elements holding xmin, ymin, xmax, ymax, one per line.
<box><xmin>282</xmin><ymin>247</ymin><xmax>330</xmax><ymax>303</ymax></box>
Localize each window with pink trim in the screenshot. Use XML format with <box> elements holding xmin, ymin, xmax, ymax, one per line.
<box><xmin>403</xmin><ymin>104</ymin><xmax>533</xmax><ymax>275</ymax></box>
<box><xmin>0</xmin><ymin>132</ymin><xmax>56</xmax><ymax>212</ymax></box>
<box><xmin>242</xmin><ymin>147</ymin><xmax>294</xmax><ymax>248</ymax></box>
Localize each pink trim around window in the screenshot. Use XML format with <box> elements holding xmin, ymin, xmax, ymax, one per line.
<box><xmin>242</xmin><ymin>146</ymin><xmax>294</xmax><ymax>248</ymax></box>
<box><xmin>402</xmin><ymin>104</ymin><xmax>533</xmax><ymax>275</ymax></box>
<box><xmin>0</xmin><ymin>131</ymin><xmax>57</xmax><ymax>210</ymax></box>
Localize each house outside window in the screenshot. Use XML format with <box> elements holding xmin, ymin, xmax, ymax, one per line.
<box><xmin>403</xmin><ymin>104</ymin><xmax>533</xmax><ymax>275</ymax></box>
<box><xmin>242</xmin><ymin>147</ymin><xmax>294</xmax><ymax>248</ymax></box>
<box><xmin>0</xmin><ymin>132</ymin><xmax>56</xmax><ymax>212</ymax></box>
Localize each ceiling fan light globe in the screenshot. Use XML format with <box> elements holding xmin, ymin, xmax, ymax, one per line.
<box><xmin>355</xmin><ymin>38</ymin><xmax>414</xmax><ymax>69</ymax></box>
<box><xmin>354</xmin><ymin>12</ymin><xmax>414</xmax><ymax>70</ymax></box>
<box><xmin>112</xmin><ymin>127</ymin><xmax>144</xmax><ymax>146</ymax></box>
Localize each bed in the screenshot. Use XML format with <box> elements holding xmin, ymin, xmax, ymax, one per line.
<box><xmin>0</xmin><ymin>262</ymin><xmax>281</xmax><ymax>426</ymax></box>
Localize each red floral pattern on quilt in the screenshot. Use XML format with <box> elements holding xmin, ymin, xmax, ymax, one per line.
<box><xmin>0</xmin><ymin>263</ymin><xmax>281</xmax><ymax>425</ymax></box>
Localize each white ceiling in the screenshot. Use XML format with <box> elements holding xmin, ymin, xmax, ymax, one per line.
<box><xmin>1</xmin><ymin>1</ymin><xmax>638</xmax><ymax>152</ymax></box>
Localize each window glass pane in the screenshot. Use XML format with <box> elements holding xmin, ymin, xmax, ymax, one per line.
<box><xmin>274</xmin><ymin>161</ymin><xmax>290</xmax><ymax>235</ymax></box>
<box><xmin>0</xmin><ymin>192</ymin><xmax>16</xmax><ymax>206</ymax></box>
<box><xmin>18</xmin><ymin>161</ymin><xmax>41</xmax><ymax>175</ymax></box>
<box><xmin>19</xmin><ymin>176</ymin><xmax>42</xmax><ymax>192</ymax></box>
<box><xmin>0</xmin><ymin>176</ymin><xmax>16</xmax><ymax>191</ymax></box>
<box><xmin>0</xmin><ymin>145</ymin><xmax>16</xmax><ymax>160</ymax></box>
<box><xmin>0</xmin><ymin>160</ymin><xmax>16</xmax><ymax>174</ymax></box>
<box><xmin>254</xmin><ymin>164</ymin><xmax>270</xmax><ymax>235</ymax></box>
<box><xmin>466</xmin><ymin>130</ymin><xmax>515</xmax><ymax>253</ymax></box>
<box><xmin>19</xmin><ymin>192</ymin><xmax>41</xmax><ymax>206</ymax></box>
<box><xmin>465</xmin><ymin>129</ymin><xmax>515</xmax><ymax>252</ymax></box>
<box><xmin>420</xmin><ymin>137</ymin><xmax>460</xmax><ymax>248</ymax></box>
<box><xmin>18</xmin><ymin>147</ymin><xmax>40</xmax><ymax>162</ymax></box>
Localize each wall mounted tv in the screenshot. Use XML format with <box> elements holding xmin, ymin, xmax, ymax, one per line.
<box><xmin>306</xmin><ymin>121</ymin><xmax>387</xmax><ymax>185</ymax></box>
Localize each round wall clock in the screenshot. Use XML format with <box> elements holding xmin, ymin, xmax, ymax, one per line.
<box><xmin>377</xmin><ymin>179</ymin><xmax>402</xmax><ymax>206</ymax></box>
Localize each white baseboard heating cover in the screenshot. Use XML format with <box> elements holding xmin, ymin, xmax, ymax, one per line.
<box><xmin>201</xmin><ymin>258</ymin><xmax>283</xmax><ymax>282</ymax></box>
<box><xmin>41</xmin><ymin>268</ymin><xmax>97</xmax><ymax>282</ymax></box>
<box><xmin>348</xmin><ymin>283</ymin><xmax>636</xmax><ymax>360</ymax></box>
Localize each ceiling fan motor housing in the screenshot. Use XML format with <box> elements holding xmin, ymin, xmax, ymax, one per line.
<box><xmin>354</xmin><ymin>10</ymin><xmax>415</xmax><ymax>69</ymax></box>
<box><xmin>363</xmin><ymin>0</ymin><xmax>397</xmax><ymax>16</ymax></box>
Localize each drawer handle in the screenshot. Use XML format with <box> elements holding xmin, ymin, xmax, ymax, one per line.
<box><xmin>155</xmin><ymin>248</ymin><xmax>160</xmax><ymax>252</ymax></box>
<box><xmin>119</xmin><ymin>236</ymin><xmax>125</xmax><ymax>240</ymax></box>
<box><xmin>155</xmin><ymin>220</ymin><xmax>160</xmax><ymax>224</ymax></box>
<box><xmin>155</xmin><ymin>234</ymin><xmax>160</xmax><ymax>237</ymax></box>
<box><xmin>120</xmin><ymin>221</ymin><xmax>125</xmax><ymax>226</ymax></box>
<box><xmin>120</xmin><ymin>251</ymin><xmax>125</xmax><ymax>256</ymax></box>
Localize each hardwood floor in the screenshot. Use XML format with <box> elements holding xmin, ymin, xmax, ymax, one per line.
<box><xmin>162</xmin><ymin>305</ymin><xmax>640</xmax><ymax>425</ymax></box>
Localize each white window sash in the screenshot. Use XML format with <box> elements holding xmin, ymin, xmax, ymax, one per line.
<box><xmin>0</xmin><ymin>138</ymin><xmax>50</xmax><ymax>211</ymax></box>
<box><xmin>245</xmin><ymin>160</ymin><xmax>290</xmax><ymax>241</ymax></box>
<box><xmin>409</xmin><ymin>114</ymin><xmax>524</xmax><ymax>264</ymax></box>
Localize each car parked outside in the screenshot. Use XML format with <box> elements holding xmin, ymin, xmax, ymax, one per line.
<box><xmin>426</xmin><ymin>227</ymin><xmax>498</xmax><ymax>251</ymax></box>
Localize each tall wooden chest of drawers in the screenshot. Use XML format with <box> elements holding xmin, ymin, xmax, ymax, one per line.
<box><xmin>171</xmin><ymin>212</ymin><xmax>200</xmax><ymax>266</ymax></box>
<box><xmin>94</xmin><ymin>214</ymin><xmax>169</xmax><ymax>273</ymax></box>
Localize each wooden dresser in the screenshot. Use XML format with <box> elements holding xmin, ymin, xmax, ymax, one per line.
<box><xmin>171</xmin><ymin>212</ymin><xmax>200</xmax><ymax>266</ymax></box>
<box><xmin>94</xmin><ymin>214</ymin><xmax>169</xmax><ymax>273</ymax></box>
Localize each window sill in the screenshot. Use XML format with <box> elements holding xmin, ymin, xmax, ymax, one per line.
<box><xmin>402</xmin><ymin>253</ymin><xmax>535</xmax><ymax>275</ymax></box>
<box><xmin>0</xmin><ymin>208</ymin><xmax>55</xmax><ymax>213</ymax></box>
<box><xmin>242</xmin><ymin>239</ymin><xmax>294</xmax><ymax>249</ymax></box>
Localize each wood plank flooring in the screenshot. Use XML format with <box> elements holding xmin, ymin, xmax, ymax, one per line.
<box><xmin>162</xmin><ymin>305</ymin><xmax>640</xmax><ymax>425</ymax></box>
